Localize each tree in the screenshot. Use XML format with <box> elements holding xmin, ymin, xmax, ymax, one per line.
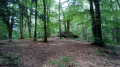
<box><xmin>89</xmin><ymin>0</ymin><xmax>104</xmax><ymax>47</ymax></box>
<box><xmin>27</xmin><ymin>0</ymin><xmax>32</xmax><ymax>38</ymax></box>
<box><xmin>0</xmin><ymin>0</ymin><xmax>15</xmax><ymax>42</ymax></box>
<box><xmin>67</xmin><ymin>20</ymin><xmax>70</xmax><ymax>38</ymax></box>
<box><xmin>43</xmin><ymin>0</ymin><xmax>47</xmax><ymax>42</ymax></box>
<box><xmin>46</xmin><ymin>1</ymin><xmax>51</xmax><ymax>37</ymax></box>
<box><xmin>19</xmin><ymin>0</ymin><xmax>24</xmax><ymax>39</ymax></box>
<box><xmin>89</xmin><ymin>0</ymin><xmax>96</xmax><ymax>42</ymax></box>
<box><xmin>63</xmin><ymin>13</ymin><xmax>67</xmax><ymax>33</ymax></box>
<box><xmin>58</xmin><ymin>0</ymin><xmax>62</xmax><ymax>39</ymax></box>
<box><xmin>33</xmin><ymin>0</ymin><xmax>38</xmax><ymax>41</ymax></box>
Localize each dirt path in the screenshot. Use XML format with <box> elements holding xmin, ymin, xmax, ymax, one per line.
<box><xmin>0</xmin><ymin>38</ymin><xmax>120</xmax><ymax>67</ymax></box>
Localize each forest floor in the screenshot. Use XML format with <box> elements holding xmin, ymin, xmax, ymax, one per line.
<box><xmin>0</xmin><ymin>38</ymin><xmax>120</xmax><ymax>67</ymax></box>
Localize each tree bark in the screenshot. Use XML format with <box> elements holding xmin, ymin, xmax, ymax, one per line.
<box><xmin>8</xmin><ymin>28</ymin><xmax>12</xmax><ymax>41</ymax></box>
<box><xmin>64</xmin><ymin>21</ymin><xmax>67</xmax><ymax>33</ymax></box>
<box><xmin>28</xmin><ymin>14</ymin><xmax>32</xmax><ymax>38</ymax></box>
<box><xmin>89</xmin><ymin>0</ymin><xmax>97</xmax><ymax>42</ymax></box>
<box><xmin>47</xmin><ymin>4</ymin><xmax>50</xmax><ymax>37</ymax></box>
<box><xmin>7</xmin><ymin>17</ymin><xmax>14</xmax><ymax>42</ymax></box>
<box><xmin>59</xmin><ymin>0</ymin><xmax>62</xmax><ymax>39</ymax></box>
<box><xmin>115</xmin><ymin>27</ymin><xmax>120</xmax><ymax>43</ymax></box>
<box><xmin>20</xmin><ymin>2</ymin><xmax>24</xmax><ymax>39</ymax></box>
<box><xmin>26</xmin><ymin>0</ymin><xmax>31</xmax><ymax>38</ymax></box>
<box><xmin>43</xmin><ymin>0</ymin><xmax>47</xmax><ymax>42</ymax></box>
<box><xmin>89</xmin><ymin>0</ymin><xmax>104</xmax><ymax>47</ymax></box>
<box><xmin>67</xmin><ymin>20</ymin><xmax>70</xmax><ymax>38</ymax></box>
<box><xmin>0</xmin><ymin>1</ymin><xmax>14</xmax><ymax>41</ymax></box>
<box><xmin>33</xmin><ymin>0</ymin><xmax>38</xmax><ymax>41</ymax></box>
<box><xmin>63</xmin><ymin>13</ymin><xmax>66</xmax><ymax>33</ymax></box>
<box><xmin>94</xmin><ymin>0</ymin><xmax>104</xmax><ymax>46</ymax></box>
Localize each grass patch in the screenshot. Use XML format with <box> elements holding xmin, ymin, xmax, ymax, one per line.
<box><xmin>27</xmin><ymin>38</ymin><xmax>33</xmax><ymax>40</ymax></box>
<box><xmin>33</xmin><ymin>38</ymin><xmax>37</xmax><ymax>41</ymax></box>
<box><xmin>48</xmin><ymin>56</ymin><xmax>75</xmax><ymax>67</ymax></box>
<box><xmin>0</xmin><ymin>54</ymin><xmax>20</xmax><ymax>66</ymax></box>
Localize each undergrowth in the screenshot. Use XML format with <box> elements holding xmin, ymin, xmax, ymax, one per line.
<box><xmin>0</xmin><ymin>54</ymin><xmax>20</xmax><ymax>67</ymax></box>
<box><xmin>48</xmin><ymin>56</ymin><xmax>75</xmax><ymax>67</ymax></box>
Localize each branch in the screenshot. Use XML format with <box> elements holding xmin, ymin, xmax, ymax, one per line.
<box><xmin>116</xmin><ymin>0</ymin><xmax>120</xmax><ymax>8</ymax></box>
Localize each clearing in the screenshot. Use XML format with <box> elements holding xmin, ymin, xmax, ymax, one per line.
<box><xmin>0</xmin><ymin>38</ymin><xmax>120</xmax><ymax>67</ymax></box>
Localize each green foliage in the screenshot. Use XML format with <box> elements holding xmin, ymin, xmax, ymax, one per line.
<box><xmin>0</xmin><ymin>0</ymin><xmax>119</xmax><ymax>46</ymax></box>
<box><xmin>105</xmin><ymin>44</ymin><xmax>118</xmax><ymax>55</ymax></box>
<box><xmin>0</xmin><ymin>54</ymin><xmax>20</xmax><ymax>66</ymax></box>
<box><xmin>0</xmin><ymin>21</ymin><xmax>8</xmax><ymax>40</ymax></box>
<box><xmin>33</xmin><ymin>38</ymin><xmax>37</xmax><ymax>41</ymax></box>
<box><xmin>102</xmin><ymin>38</ymin><xmax>115</xmax><ymax>45</ymax></box>
<box><xmin>58</xmin><ymin>64</ymin><xmax>65</xmax><ymax>67</ymax></box>
<box><xmin>48</xmin><ymin>56</ymin><xmax>73</xmax><ymax>67</ymax></box>
<box><xmin>27</xmin><ymin>38</ymin><xmax>33</xmax><ymax>40</ymax></box>
<box><xmin>61</xmin><ymin>56</ymin><xmax>72</xmax><ymax>63</ymax></box>
<box><xmin>97</xmin><ymin>49</ymin><xmax>104</xmax><ymax>53</ymax></box>
<box><xmin>97</xmin><ymin>44</ymin><xmax>119</xmax><ymax>55</ymax></box>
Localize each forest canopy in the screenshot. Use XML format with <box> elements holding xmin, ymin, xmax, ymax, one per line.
<box><xmin>0</xmin><ymin>0</ymin><xmax>120</xmax><ymax>46</ymax></box>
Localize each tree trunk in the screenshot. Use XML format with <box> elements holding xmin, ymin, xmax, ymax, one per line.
<box><xmin>26</xmin><ymin>0</ymin><xmax>31</xmax><ymax>38</ymax></box>
<box><xmin>28</xmin><ymin>14</ymin><xmax>31</xmax><ymax>38</ymax></box>
<box><xmin>94</xmin><ymin>0</ymin><xmax>104</xmax><ymax>46</ymax></box>
<box><xmin>34</xmin><ymin>0</ymin><xmax>38</xmax><ymax>41</ymax></box>
<box><xmin>7</xmin><ymin>17</ymin><xmax>14</xmax><ymax>42</ymax></box>
<box><xmin>25</xmin><ymin>17</ymin><xmax>27</xmax><ymax>38</ymax></box>
<box><xmin>115</xmin><ymin>27</ymin><xmax>120</xmax><ymax>43</ymax></box>
<box><xmin>64</xmin><ymin>21</ymin><xmax>67</xmax><ymax>33</ymax></box>
<box><xmin>89</xmin><ymin>0</ymin><xmax>104</xmax><ymax>47</ymax></box>
<box><xmin>67</xmin><ymin>20</ymin><xmax>70</xmax><ymax>38</ymax></box>
<box><xmin>20</xmin><ymin>3</ymin><xmax>24</xmax><ymax>39</ymax></box>
<box><xmin>47</xmin><ymin>5</ymin><xmax>50</xmax><ymax>37</ymax></box>
<box><xmin>8</xmin><ymin>28</ymin><xmax>12</xmax><ymax>42</ymax></box>
<box><xmin>63</xmin><ymin>13</ymin><xmax>66</xmax><ymax>33</ymax></box>
<box><xmin>43</xmin><ymin>0</ymin><xmax>47</xmax><ymax>42</ymax></box>
<box><xmin>59</xmin><ymin>0</ymin><xmax>62</xmax><ymax>39</ymax></box>
<box><xmin>89</xmin><ymin>0</ymin><xmax>96</xmax><ymax>41</ymax></box>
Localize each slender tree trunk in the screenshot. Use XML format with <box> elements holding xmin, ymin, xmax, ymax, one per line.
<box><xmin>34</xmin><ymin>0</ymin><xmax>38</xmax><ymax>41</ymax></box>
<box><xmin>67</xmin><ymin>20</ymin><xmax>70</xmax><ymax>38</ymax></box>
<box><xmin>8</xmin><ymin>28</ymin><xmax>12</xmax><ymax>41</ymax></box>
<box><xmin>47</xmin><ymin>5</ymin><xmax>50</xmax><ymax>37</ymax></box>
<box><xmin>63</xmin><ymin>13</ymin><xmax>66</xmax><ymax>33</ymax></box>
<box><xmin>25</xmin><ymin>17</ymin><xmax>27</xmax><ymax>38</ymax></box>
<box><xmin>27</xmin><ymin>10</ymin><xmax>31</xmax><ymax>38</ymax></box>
<box><xmin>26</xmin><ymin>0</ymin><xmax>31</xmax><ymax>38</ymax></box>
<box><xmin>89</xmin><ymin>0</ymin><xmax>96</xmax><ymax>40</ymax></box>
<box><xmin>20</xmin><ymin>3</ymin><xmax>24</xmax><ymax>39</ymax></box>
<box><xmin>43</xmin><ymin>0</ymin><xmax>47</xmax><ymax>42</ymax></box>
<box><xmin>28</xmin><ymin>1</ymin><xmax>33</xmax><ymax>38</ymax></box>
<box><xmin>64</xmin><ymin>21</ymin><xmax>67</xmax><ymax>33</ymax></box>
<box><xmin>28</xmin><ymin>14</ymin><xmax>31</xmax><ymax>38</ymax></box>
<box><xmin>59</xmin><ymin>0</ymin><xmax>62</xmax><ymax>39</ymax></box>
<box><xmin>115</xmin><ymin>27</ymin><xmax>119</xmax><ymax>43</ymax></box>
<box><xmin>7</xmin><ymin>17</ymin><xmax>14</xmax><ymax>42</ymax></box>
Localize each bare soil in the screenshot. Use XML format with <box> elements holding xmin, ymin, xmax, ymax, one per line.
<box><xmin>0</xmin><ymin>38</ymin><xmax>120</xmax><ymax>67</ymax></box>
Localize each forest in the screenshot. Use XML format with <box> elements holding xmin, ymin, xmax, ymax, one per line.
<box><xmin>0</xmin><ymin>0</ymin><xmax>120</xmax><ymax>67</ymax></box>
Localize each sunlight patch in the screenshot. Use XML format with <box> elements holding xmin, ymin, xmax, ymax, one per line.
<box><xmin>52</xmin><ymin>44</ymin><xmax>56</xmax><ymax>45</ymax></box>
